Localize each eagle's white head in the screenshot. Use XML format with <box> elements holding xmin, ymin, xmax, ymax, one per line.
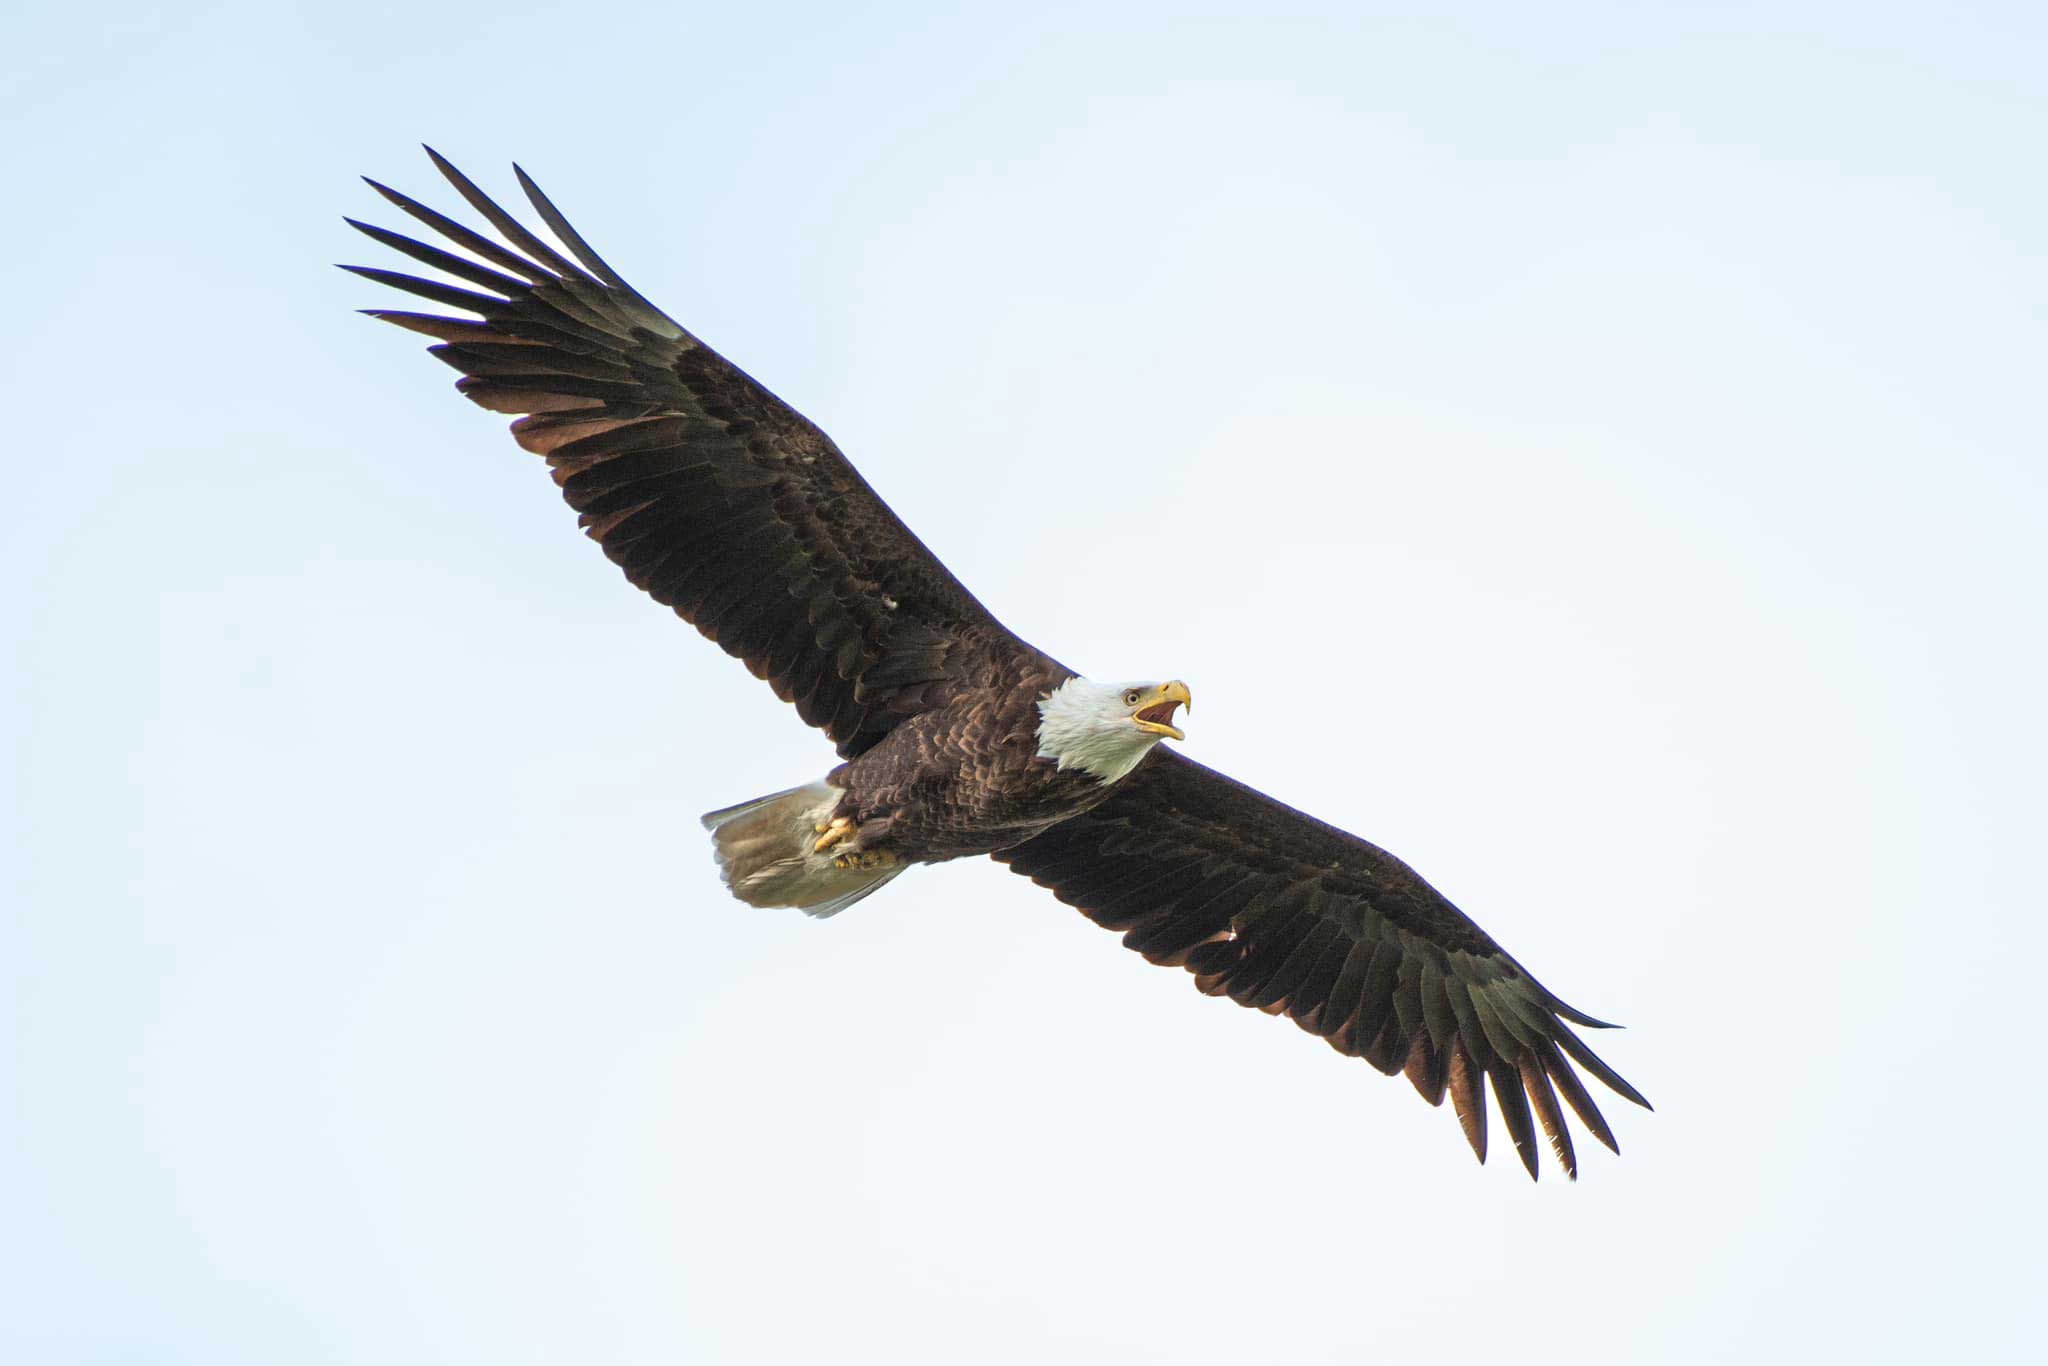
<box><xmin>1035</xmin><ymin>677</ymin><xmax>1193</xmax><ymax>783</ymax></box>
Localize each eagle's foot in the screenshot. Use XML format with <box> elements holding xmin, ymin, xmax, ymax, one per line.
<box><xmin>833</xmin><ymin>849</ymin><xmax>901</xmax><ymax>871</ymax></box>
<box><xmin>812</xmin><ymin>817</ymin><xmax>855</xmax><ymax>853</ymax></box>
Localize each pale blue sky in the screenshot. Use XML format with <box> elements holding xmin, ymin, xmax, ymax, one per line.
<box><xmin>5</xmin><ymin>2</ymin><xmax>2045</xmax><ymax>1362</ymax></box>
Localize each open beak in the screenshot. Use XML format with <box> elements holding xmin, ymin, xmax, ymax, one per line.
<box><xmin>1131</xmin><ymin>680</ymin><xmax>1192</xmax><ymax>741</ymax></box>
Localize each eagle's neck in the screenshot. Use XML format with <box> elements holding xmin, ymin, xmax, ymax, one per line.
<box><xmin>1034</xmin><ymin>677</ymin><xmax>1161</xmax><ymax>784</ymax></box>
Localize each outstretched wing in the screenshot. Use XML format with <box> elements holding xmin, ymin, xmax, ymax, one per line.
<box><xmin>996</xmin><ymin>750</ymin><xmax>1649</xmax><ymax>1179</ymax></box>
<box><xmin>344</xmin><ymin>149</ymin><xmax>1035</xmax><ymax>758</ymax></box>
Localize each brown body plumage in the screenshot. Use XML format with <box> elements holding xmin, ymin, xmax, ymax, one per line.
<box><xmin>345</xmin><ymin>150</ymin><xmax>1651</xmax><ymax>1180</ymax></box>
<box><xmin>823</xmin><ymin>669</ymin><xmax>1120</xmax><ymax>862</ymax></box>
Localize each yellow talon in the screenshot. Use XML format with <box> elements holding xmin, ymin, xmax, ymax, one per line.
<box><xmin>833</xmin><ymin>850</ymin><xmax>900</xmax><ymax>871</ymax></box>
<box><xmin>813</xmin><ymin>817</ymin><xmax>854</xmax><ymax>853</ymax></box>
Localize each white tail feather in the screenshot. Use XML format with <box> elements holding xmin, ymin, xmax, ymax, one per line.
<box><xmin>700</xmin><ymin>780</ymin><xmax>903</xmax><ymax>918</ymax></box>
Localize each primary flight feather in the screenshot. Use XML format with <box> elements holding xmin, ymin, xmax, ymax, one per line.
<box><xmin>344</xmin><ymin>149</ymin><xmax>1650</xmax><ymax>1179</ymax></box>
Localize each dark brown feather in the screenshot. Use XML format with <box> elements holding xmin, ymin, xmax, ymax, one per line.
<box><xmin>997</xmin><ymin>751</ymin><xmax>1649</xmax><ymax>1178</ymax></box>
<box><xmin>1519</xmin><ymin>1052</ymin><xmax>1579</xmax><ymax>1179</ymax></box>
<box><xmin>347</xmin><ymin>151</ymin><xmax>1047</xmax><ymax>759</ymax></box>
<box><xmin>1447</xmin><ymin>1040</ymin><xmax>1488</xmax><ymax>1163</ymax></box>
<box><xmin>363</xmin><ymin>175</ymin><xmax>556</xmax><ymax>283</ymax></box>
<box><xmin>1487</xmin><ymin>1053</ymin><xmax>1541</xmax><ymax>1180</ymax></box>
<box><xmin>1311</xmin><ymin>938</ymin><xmax>1376</xmax><ymax>1040</ymax></box>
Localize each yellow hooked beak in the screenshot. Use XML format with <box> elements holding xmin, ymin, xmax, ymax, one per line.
<box><xmin>1131</xmin><ymin>680</ymin><xmax>1192</xmax><ymax>741</ymax></box>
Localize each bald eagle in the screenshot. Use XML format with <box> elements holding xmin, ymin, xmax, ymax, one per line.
<box><xmin>345</xmin><ymin>150</ymin><xmax>1649</xmax><ymax>1179</ymax></box>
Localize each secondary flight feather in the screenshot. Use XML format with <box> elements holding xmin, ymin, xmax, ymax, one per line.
<box><xmin>344</xmin><ymin>149</ymin><xmax>1650</xmax><ymax>1179</ymax></box>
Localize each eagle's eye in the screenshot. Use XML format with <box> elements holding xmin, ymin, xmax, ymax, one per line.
<box><xmin>1124</xmin><ymin>689</ymin><xmax>1141</xmax><ymax>706</ymax></box>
